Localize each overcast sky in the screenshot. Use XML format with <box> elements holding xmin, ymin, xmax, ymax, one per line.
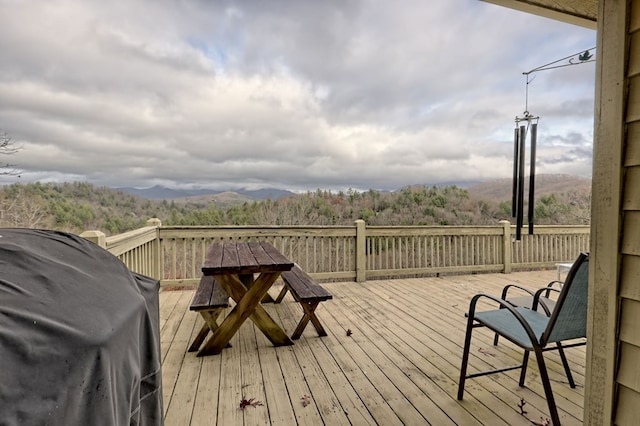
<box><xmin>0</xmin><ymin>0</ymin><xmax>597</xmax><ymax>192</ymax></box>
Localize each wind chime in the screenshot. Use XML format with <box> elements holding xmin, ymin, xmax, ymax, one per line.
<box><xmin>512</xmin><ymin>111</ymin><xmax>538</xmax><ymax>241</ymax></box>
<box><xmin>511</xmin><ymin>47</ymin><xmax>595</xmax><ymax>240</ymax></box>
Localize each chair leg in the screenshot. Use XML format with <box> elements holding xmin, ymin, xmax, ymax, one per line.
<box><xmin>533</xmin><ymin>346</ymin><xmax>560</xmax><ymax>426</ymax></box>
<box><xmin>493</xmin><ymin>301</ymin><xmax>508</xmax><ymax>346</ymax></box>
<box><xmin>556</xmin><ymin>342</ymin><xmax>576</xmax><ymax>388</ymax></box>
<box><xmin>518</xmin><ymin>350</ymin><xmax>530</xmax><ymax>386</ymax></box>
<box><xmin>457</xmin><ymin>315</ymin><xmax>476</xmax><ymax>400</ymax></box>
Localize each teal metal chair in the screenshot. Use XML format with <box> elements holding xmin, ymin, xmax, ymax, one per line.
<box><xmin>492</xmin><ymin>263</ymin><xmax>579</xmax><ymax>387</ymax></box>
<box><xmin>457</xmin><ymin>252</ymin><xmax>589</xmax><ymax>426</ymax></box>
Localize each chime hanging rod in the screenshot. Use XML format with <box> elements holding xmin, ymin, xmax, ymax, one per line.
<box><xmin>521</xmin><ymin>47</ymin><xmax>595</xmax><ymax>116</ymax></box>
<box><xmin>523</xmin><ymin>46</ymin><xmax>596</xmax><ymax>76</ymax></box>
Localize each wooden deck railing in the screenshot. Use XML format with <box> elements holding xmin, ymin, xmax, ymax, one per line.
<box><xmin>81</xmin><ymin>219</ymin><xmax>590</xmax><ymax>287</ymax></box>
<box><xmin>81</xmin><ymin>218</ymin><xmax>161</xmax><ymax>279</ymax></box>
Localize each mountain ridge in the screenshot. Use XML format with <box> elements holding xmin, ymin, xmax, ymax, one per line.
<box><xmin>467</xmin><ymin>174</ymin><xmax>591</xmax><ymax>201</ymax></box>
<box><xmin>117</xmin><ymin>174</ymin><xmax>591</xmax><ymax>203</ymax></box>
<box><xmin>116</xmin><ymin>185</ymin><xmax>295</xmax><ymax>201</ymax></box>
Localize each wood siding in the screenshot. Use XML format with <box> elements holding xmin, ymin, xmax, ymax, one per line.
<box><xmin>615</xmin><ymin>1</ymin><xmax>640</xmax><ymax>423</ymax></box>
<box><xmin>584</xmin><ymin>1</ymin><xmax>627</xmax><ymax>423</ymax></box>
<box><xmin>585</xmin><ymin>1</ymin><xmax>640</xmax><ymax>424</ymax></box>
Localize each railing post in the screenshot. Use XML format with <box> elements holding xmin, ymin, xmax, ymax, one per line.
<box><xmin>146</xmin><ymin>218</ymin><xmax>161</xmax><ymax>227</ymax></box>
<box><xmin>146</xmin><ymin>218</ymin><xmax>163</xmax><ymax>281</ymax></box>
<box><xmin>355</xmin><ymin>219</ymin><xmax>366</xmax><ymax>282</ymax></box>
<box><xmin>80</xmin><ymin>230</ymin><xmax>107</xmax><ymax>248</ymax></box>
<box><xmin>500</xmin><ymin>220</ymin><xmax>512</xmax><ymax>274</ymax></box>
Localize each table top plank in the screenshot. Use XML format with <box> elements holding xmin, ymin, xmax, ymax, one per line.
<box><xmin>235</xmin><ymin>242</ymin><xmax>259</xmax><ymax>270</ymax></box>
<box><xmin>205</xmin><ymin>243</ymin><xmax>224</xmax><ymax>269</ymax></box>
<box><xmin>221</xmin><ymin>243</ymin><xmax>241</xmax><ymax>269</ymax></box>
<box><xmin>248</xmin><ymin>241</ymin><xmax>278</xmax><ymax>268</ymax></box>
<box><xmin>202</xmin><ymin>241</ymin><xmax>293</xmax><ymax>276</ymax></box>
<box><xmin>257</xmin><ymin>241</ymin><xmax>292</xmax><ymax>265</ymax></box>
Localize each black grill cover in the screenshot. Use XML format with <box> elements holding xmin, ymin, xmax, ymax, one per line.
<box><xmin>0</xmin><ymin>229</ymin><xmax>163</xmax><ymax>425</ymax></box>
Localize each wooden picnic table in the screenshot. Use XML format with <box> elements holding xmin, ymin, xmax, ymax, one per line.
<box><xmin>195</xmin><ymin>241</ymin><xmax>294</xmax><ymax>356</ymax></box>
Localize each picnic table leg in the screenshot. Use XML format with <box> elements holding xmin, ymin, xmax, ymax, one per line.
<box><xmin>189</xmin><ymin>308</ymin><xmax>229</xmax><ymax>352</ymax></box>
<box><xmin>188</xmin><ymin>323</ymin><xmax>210</xmax><ymax>352</ymax></box>
<box><xmin>240</xmin><ymin>273</ymin><xmax>275</xmax><ymax>303</ymax></box>
<box><xmin>198</xmin><ymin>273</ymin><xmax>292</xmax><ymax>356</ymax></box>
<box><xmin>292</xmin><ymin>300</ymin><xmax>327</xmax><ymax>339</ymax></box>
<box><xmin>235</xmin><ymin>273</ymin><xmax>292</xmax><ymax>344</ymax></box>
<box><xmin>275</xmin><ymin>284</ymin><xmax>289</xmax><ymax>303</ymax></box>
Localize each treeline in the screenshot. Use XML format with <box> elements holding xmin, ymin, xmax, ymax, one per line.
<box><xmin>0</xmin><ymin>182</ymin><xmax>590</xmax><ymax>236</ymax></box>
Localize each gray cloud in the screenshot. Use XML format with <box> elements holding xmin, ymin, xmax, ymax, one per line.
<box><xmin>0</xmin><ymin>0</ymin><xmax>596</xmax><ymax>192</ymax></box>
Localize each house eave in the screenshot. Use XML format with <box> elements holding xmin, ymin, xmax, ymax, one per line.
<box><xmin>481</xmin><ymin>0</ymin><xmax>597</xmax><ymax>29</ymax></box>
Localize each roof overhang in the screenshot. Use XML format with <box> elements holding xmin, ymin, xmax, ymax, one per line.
<box><xmin>481</xmin><ymin>0</ymin><xmax>597</xmax><ymax>29</ymax></box>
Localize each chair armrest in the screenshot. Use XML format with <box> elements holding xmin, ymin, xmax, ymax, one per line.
<box><xmin>532</xmin><ymin>287</ymin><xmax>561</xmax><ymax>313</ymax></box>
<box><xmin>542</xmin><ymin>280</ymin><xmax>564</xmax><ymax>297</ymax></box>
<box><xmin>546</xmin><ymin>280</ymin><xmax>564</xmax><ymax>288</ymax></box>
<box><xmin>538</xmin><ymin>287</ymin><xmax>561</xmax><ymax>295</ymax></box>
<box><xmin>500</xmin><ymin>283</ymin><xmax>535</xmax><ymax>300</ymax></box>
<box><xmin>467</xmin><ymin>293</ymin><xmax>540</xmax><ymax>344</ymax></box>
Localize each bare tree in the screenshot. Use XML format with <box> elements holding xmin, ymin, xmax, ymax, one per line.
<box><xmin>1</xmin><ymin>130</ymin><xmax>21</xmax><ymax>175</ymax></box>
<box><xmin>0</xmin><ymin>188</ymin><xmax>47</xmax><ymax>228</ymax></box>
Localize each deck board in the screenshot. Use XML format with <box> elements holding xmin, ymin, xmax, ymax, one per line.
<box><xmin>160</xmin><ymin>271</ymin><xmax>585</xmax><ymax>425</ymax></box>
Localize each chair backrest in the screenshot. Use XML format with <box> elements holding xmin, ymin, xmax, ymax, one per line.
<box><xmin>541</xmin><ymin>252</ymin><xmax>590</xmax><ymax>345</ymax></box>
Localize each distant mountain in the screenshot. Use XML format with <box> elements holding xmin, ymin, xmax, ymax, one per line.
<box><xmin>236</xmin><ymin>188</ymin><xmax>295</xmax><ymax>200</ymax></box>
<box><xmin>116</xmin><ymin>185</ymin><xmax>295</xmax><ymax>200</ymax></box>
<box><xmin>467</xmin><ymin>174</ymin><xmax>591</xmax><ymax>201</ymax></box>
<box><xmin>115</xmin><ymin>185</ymin><xmax>203</xmax><ymax>199</ymax></box>
<box><xmin>117</xmin><ymin>174</ymin><xmax>589</xmax><ymax>203</ymax></box>
<box><xmin>171</xmin><ymin>191</ymin><xmax>255</xmax><ymax>209</ymax></box>
<box><xmin>422</xmin><ymin>180</ymin><xmax>482</xmax><ymax>189</ymax></box>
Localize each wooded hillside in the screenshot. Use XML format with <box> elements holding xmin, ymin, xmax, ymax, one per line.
<box><xmin>0</xmin><ymin>174</ymin><xmax>591</xmax><ymax>236</ymax></box>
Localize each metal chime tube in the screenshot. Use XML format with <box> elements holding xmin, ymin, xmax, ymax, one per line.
<box><xmin>516</xmin><ymin>125</ymin><xmax>526</xmax><ymax>240</ymax></box>
<box><xmin>528</xmin><ymin>123</ymin><xmax>537</xmax><ymax>234</ymax></box>
<box><xmin>512</xmin><ymin>127</ymin><xmax>520</xmax><ymax>216</ymax></box>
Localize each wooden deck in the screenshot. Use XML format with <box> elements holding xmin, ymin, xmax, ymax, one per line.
<box><xmin>160</xmin><ymin>270</ymin><xmax>585</xmax><ymax>425</ymax></box>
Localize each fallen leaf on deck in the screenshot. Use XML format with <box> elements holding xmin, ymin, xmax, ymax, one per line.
<box><xmin>301</xmin><ymin>394</ymin><xmax>311</xmax><ymax>407</ymax></box>
<box><xmin>239</xmin><ymin>397</ymin><xmax>264</xmax><ymax>410</ymax></box>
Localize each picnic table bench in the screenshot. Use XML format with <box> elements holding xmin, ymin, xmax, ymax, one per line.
<box><xmin>275</xmin><ymin>265</ymin><xmax>333</xmax><ymax>339</ymax></box>
<box><xmin>188</xmin><ymin>275</ymin><xmax>230</xmax><ymax>352</ymax></box>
